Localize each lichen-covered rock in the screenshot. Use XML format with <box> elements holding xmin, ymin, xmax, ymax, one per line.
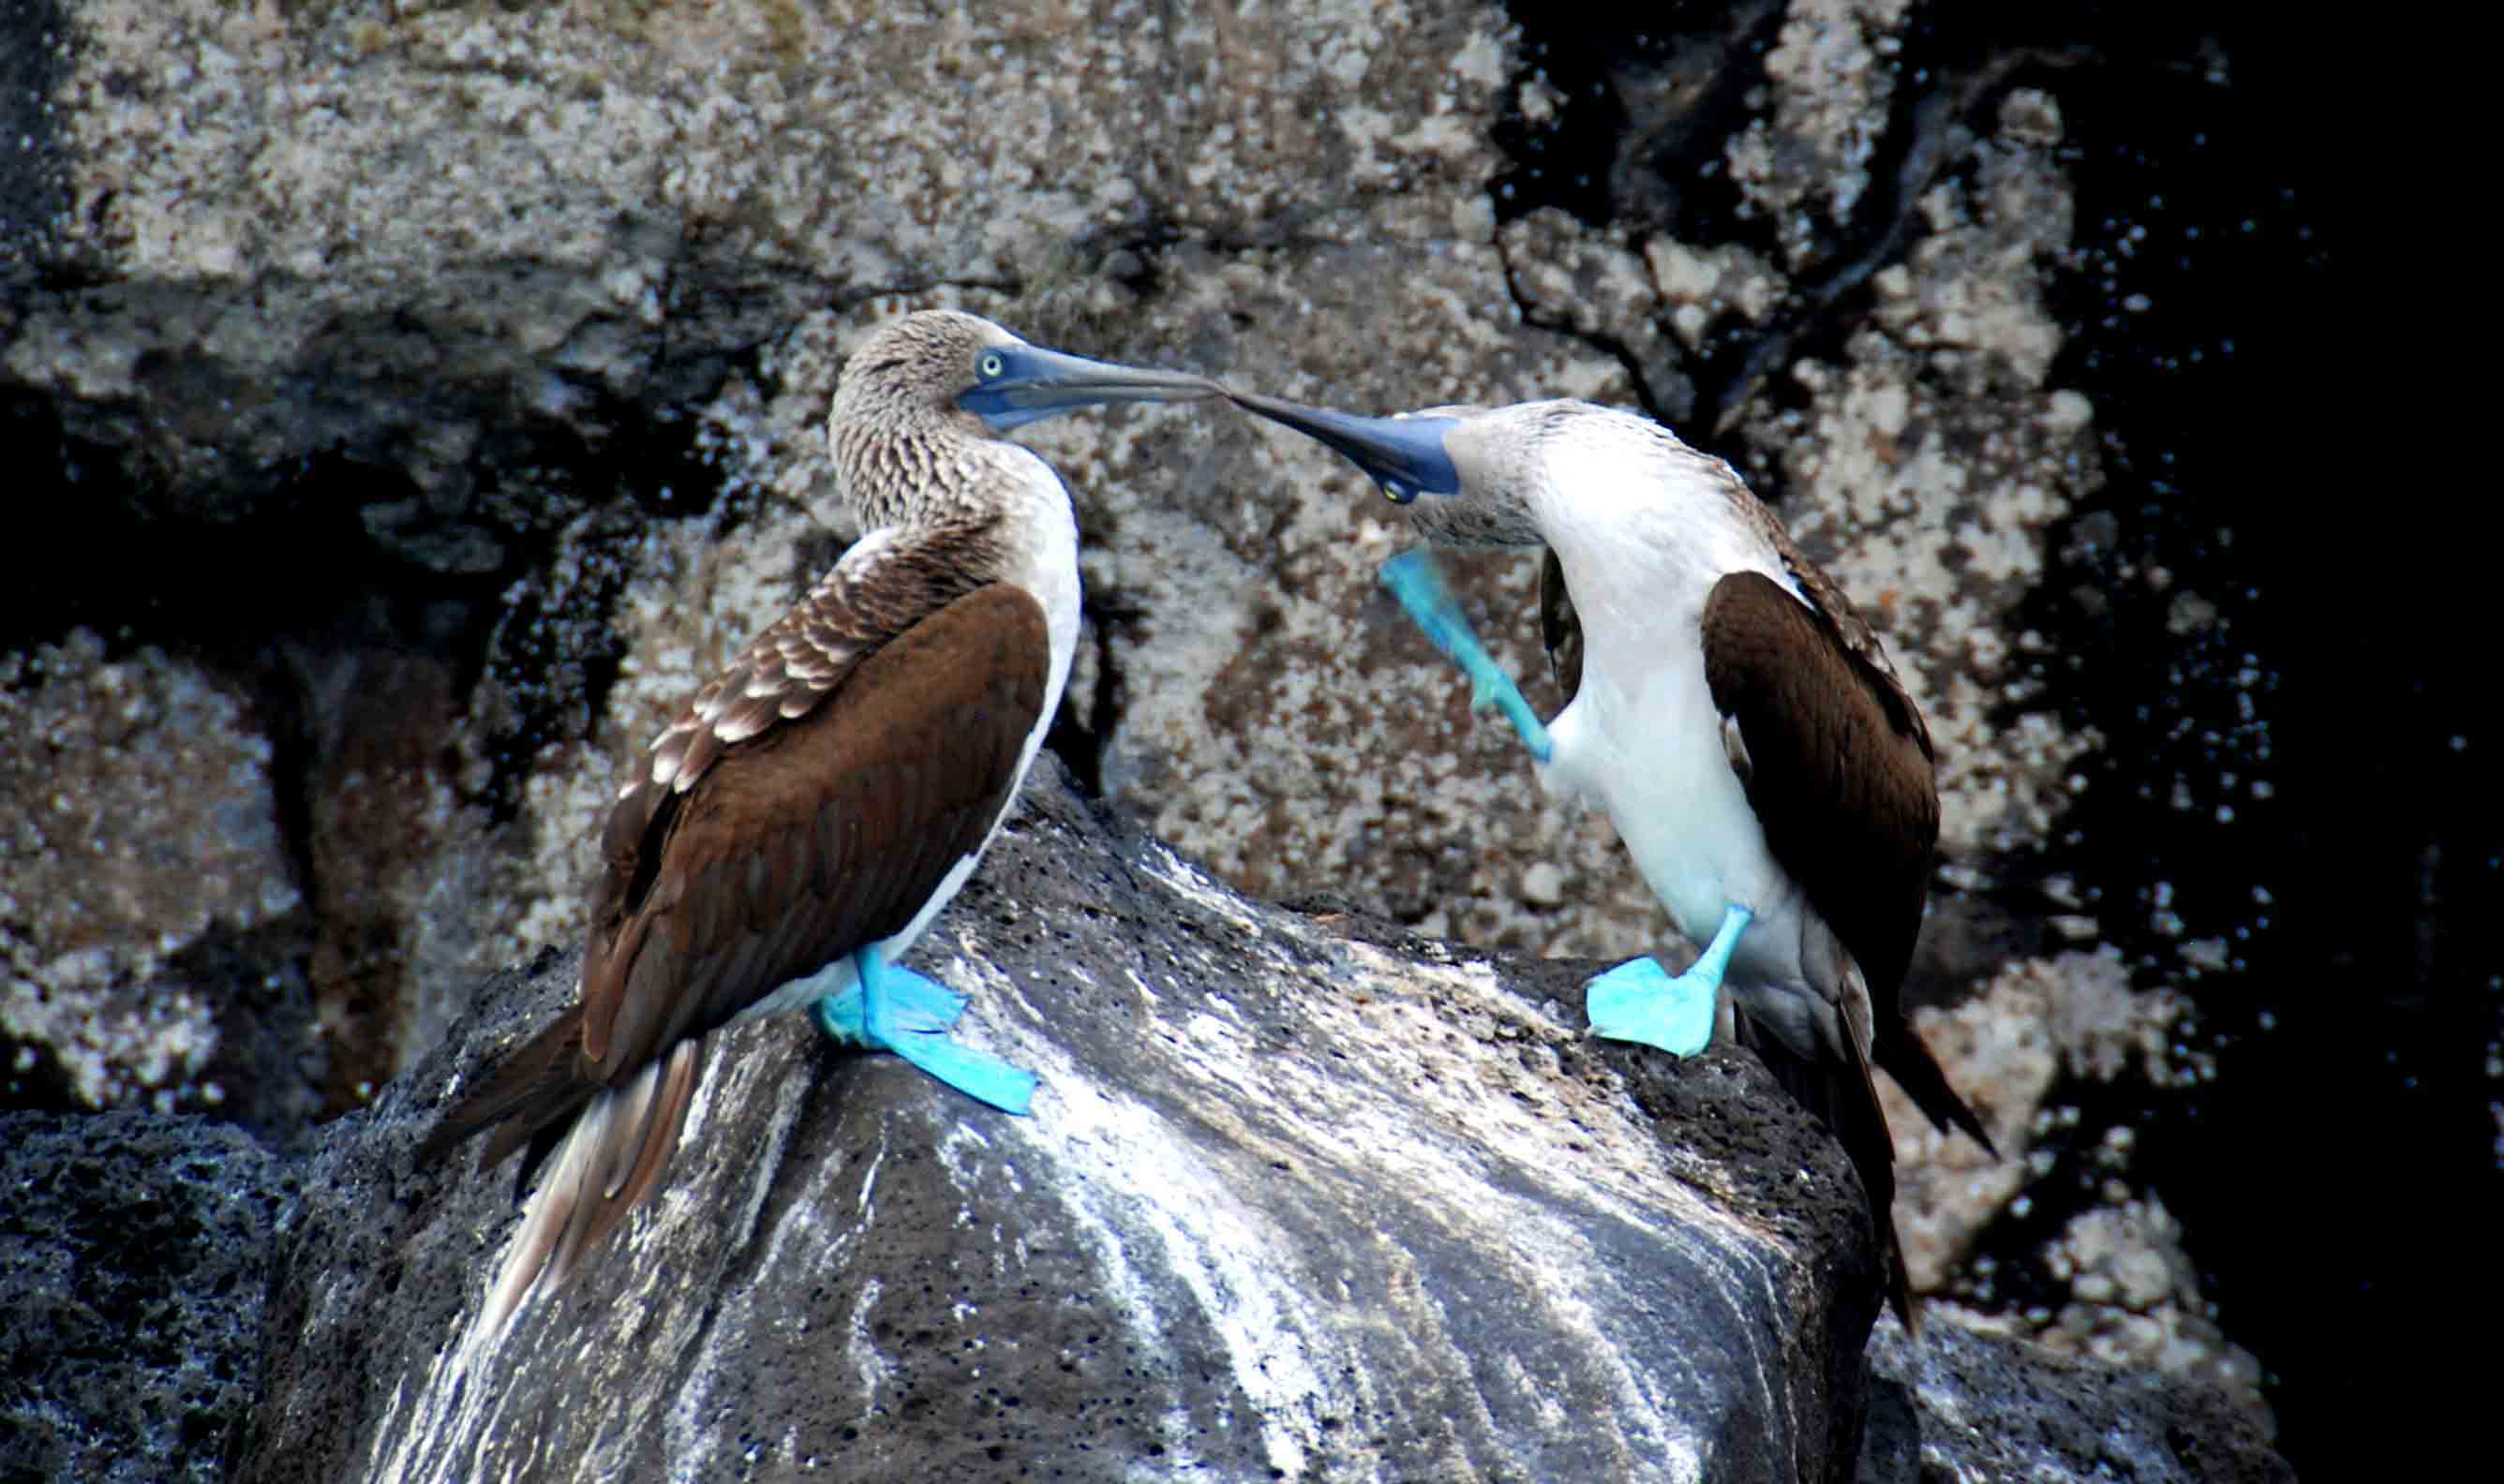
<box><xmin>7</xmin><ymin>0</ymin><xmax>1514</xmax><ymax>512</ymax></box>
<box><xmin>0</xmin><ymin>633</ymin><xmax>322</xmax><ymax>1135</ymax></box>
<box><xmin>0</xmin><ymin>1110</ymin><xmax>299</xmax><ymax>1484</ymax></box>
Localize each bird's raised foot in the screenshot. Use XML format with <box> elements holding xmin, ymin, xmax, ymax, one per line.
<box><xmin>1379</xmin><ymin>549</ymin><xmax>1554</xmax><ymax>763</ymax></box>
<box><xmin>812</xmin><ymin>952</ymin><xmax>1036</xmax><ymax>1115</ymax></box>
<box><xmin>1584</xmin><ymin>957</ymin><xmax>1719</xmax><ymax>1059</ymax></box>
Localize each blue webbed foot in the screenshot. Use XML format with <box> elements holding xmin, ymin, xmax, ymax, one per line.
<box><xmin>1379</xmin><ymin>549</ymin><xmax>1554</xmax><ymax>764</ymax></box>
<box><xmin>1586</xmin><ymin>904</ymin><xmax>1754</xmax><ymax>1060</ymax></box>
<box><xmin>1585</xmin><ymin>958</ymin><xmax>1719</xmax><ymax>1058</ymax></box>
<box><xmin>812</xmin><ymin>951</ymin><xmax>1036</xmax><ymax>1115</ymax></box>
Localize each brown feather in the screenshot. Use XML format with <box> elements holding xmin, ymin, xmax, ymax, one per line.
<box><xmin>424</xmin><ymin>575</ymin><xmax>1052</xmax><ymax>1324</ymax></box>
<box><xmin>478</xmin><ymin>1035</ymin><xmax>708</xmax><ymax>1329</ymax></box>
<box><xmin>1697</xmin><ymin>571</ymin><xmax>1991</xmax><ymax>1153</ymax></box>
<box><xmin>1878</xmin><ymin>1021</ymin><xmax>1995</xmax><ymax>1156</ymax></box>
<box><xmin>1701</xmin><ymin>571</ymin><xmax>1935</xmax><ymax>1002</ymax></box>
<box><xmin>414</xmin><ymin>1008</ymin><xmax>583</xmax><ymax>1174</ymax></box>
<box><xmin>1699</xmin><ymin>567</ymin><xmax>1998</xmax><ymax>1329</ymax></box>
<box><xmin>604</xmin><ymin>1037</ymin><xmax>702</xmax><ymax>1209</ymax></box>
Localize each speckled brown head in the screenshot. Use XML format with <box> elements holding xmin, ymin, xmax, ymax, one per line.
<box><xmin>831</xmin><ymin>310</ymin><xmax>1219</xmax><ymax>531</ymax></box>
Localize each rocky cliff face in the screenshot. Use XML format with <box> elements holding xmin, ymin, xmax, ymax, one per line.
<box><xmin>3</xmin><ymin>0</ymin><xmax>2310</xmax><ymax>1478</ymax></box>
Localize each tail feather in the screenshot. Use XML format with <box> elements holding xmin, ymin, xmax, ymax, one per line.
<box><xmin>1832</xmin><ymin>1040</ymin><xmax>1916</xmax><ymax>1336</ymax></box>
<box><xmin>425</xmin><ymin>1006</ymin><xmax>709</xmax><ymax>1335</ymax></box>
<box><xmin>477</xmin><ymin>1035</ymin><xmax>706</xmax><ymax>1334</ymax></box>
<box><xmin>1875</xmin><ymin>1017</ymin><xmax>1997</xmax><ymax>1158</ymax></box>
<box><xmin>1738</xmin><ymin>1000</ymin><xmax>1919</xmax><ymax>1333</ymax></box>
<box><xmin>417</xmin><ymin>1010</ymin><xmax>587</xmax><ymax>1173</ymax></box>
<box><xmin>1834</xmin><ymin>985</ymin><xmax>1917</xmax><ymax>1336</ymax></box>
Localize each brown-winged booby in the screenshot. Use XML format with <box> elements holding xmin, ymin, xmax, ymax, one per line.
<box><xmin>1219</xmin><ymin>390</ymin><xmax>1995</xmax><ymax>1328</ymax></box>
<box><xmin>423</xmin><ymin>310</ymin><xmax>1216</xmax><ymax>1331</ymax></box>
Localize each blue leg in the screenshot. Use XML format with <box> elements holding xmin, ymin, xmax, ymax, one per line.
<box><xmin>810</xmin><ymin>949</ymin><xmax>1036</xmax><ymax>1115</ymax></box>
<box><xmin>809</xmin><ymin>968</ymin><xmax>966</xmax><ymax>1041</ymax></box>
<box><xmin>1586</xmin><ymin>904</ymin><xmax>1753</xmax><ymax>1059</ymax></box>
<box><xmin>1379</xmin><ymin>549</ymin><xmax>1554</xmax><ymax>764</ymax></box>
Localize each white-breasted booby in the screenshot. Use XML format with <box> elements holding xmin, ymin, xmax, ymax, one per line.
<box><xmin>423</xmin><ymin>310</ymin><xmax>1217</xmax><ymax>1330</ymax></box>
<box><xmin>1221</xmin><ymin>390</ymin><xmax>1994</xmax><ymax>1328</ymax></box>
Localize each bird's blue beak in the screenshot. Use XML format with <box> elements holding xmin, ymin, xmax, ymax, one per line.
<box><xmin>1225</xmin><ymin>391</ymin><xmax>1462</xmax><ymax>504</ymax></box>
<box><xmin>959</xmin><ymin>344</ymin><xmax>1220</xmax><ymax>432</ymax></box>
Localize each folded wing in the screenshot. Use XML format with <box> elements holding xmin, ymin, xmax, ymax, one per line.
<box><xmin>422</xmin><ymin>570</ymin><xmax>1051</xmax><ymax>1321</ymax></box>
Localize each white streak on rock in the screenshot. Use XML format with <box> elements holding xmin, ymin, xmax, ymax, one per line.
<box><xmin>847</xmin><ymin>1277</ymin><xmax>891</xmax><ymax>1425</ymax></box>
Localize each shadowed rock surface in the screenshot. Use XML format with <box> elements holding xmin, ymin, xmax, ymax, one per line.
<box><xmin>0</xmin><ymin>1112</ymin><xmax>298</xmax><ymax>1484</ymax></box>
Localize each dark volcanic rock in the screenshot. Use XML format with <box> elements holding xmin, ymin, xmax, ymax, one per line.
<box><xmin>0</xmin><ymin>1111</ymin><xmax>298</xmax><ymax>1484</ymax></box>
<box><xmin>240</xmin><ymin>758</ymin><xmax>1876</xmax><ymax>1484</ymax></box>
<box><xmin>0</xmin><ymin>763</ymin><xmax>2293</xmax><ymax>1484</ymax></box>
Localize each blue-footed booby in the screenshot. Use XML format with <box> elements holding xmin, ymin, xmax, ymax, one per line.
<box><xmin>423</xmin><ymin>310</ymin><xmax>1217</xmax><ymax>1329</ymax></box>
<box><xmin>1223</xmin><ymin>390</ymin><xmax>1994</xmax><ymax>1328</ymax></box>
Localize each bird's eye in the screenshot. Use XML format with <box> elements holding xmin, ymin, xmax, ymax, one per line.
<box><xmin>1381</xmin><ymin>481</ymin><xmax>1414</xmax><ymax>505</ymax></box>
<box><xmin>978</xmin><ymin>353</ymin><xmax>1006</xmax><ymax>378</ymax></box>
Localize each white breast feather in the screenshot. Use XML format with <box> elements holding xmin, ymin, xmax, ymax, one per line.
<box><xmin>1520</xmin><ymin>413</ymin><xmax>1826</xmax><ymax>1041</ymax></box>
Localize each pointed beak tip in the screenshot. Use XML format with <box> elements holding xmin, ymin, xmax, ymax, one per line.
<box><xmin>1223</xmin><ymin>388</ymin><xmax>1299</xmax><ymax>418</ymax></box>
<box><xmin>1075</xmin><ymin>364</ymin><xmax>1221</xmax><ymax>406</ymax></box>
<box><xmin>1215</xmin><ymin>391</ymin><xmax>1462</xmax><ymax>500</ymax></box>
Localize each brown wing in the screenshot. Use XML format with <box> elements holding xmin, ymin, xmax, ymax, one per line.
<box><xmin>581</xmin><ymin>580</ymin><xmax>1051</xmax><ymax>1073</ymax></box>
<box><xmin>1538</xmin><ymin>546</ymin><xmax>1583</xmax><ymax>703</ymax></box>
<box><xmin>1754</xmin><ymin>511</ymin><xmax>1936</xmax><ymax>766</ymax></box>
<box><xmin>422</xmin><ymin>577</ymin><xmax>1051</xmax><ymax>1248</ymax></box>
<box><xmin>1701</xmin><ymin>571</ymin><xmax>1992</xmax><ymax>1155</ymax></box>
<box><xmin>1701</xmin><ymin>570</ymin><xmax>1935</xmax><ymax>1002</ymax></box>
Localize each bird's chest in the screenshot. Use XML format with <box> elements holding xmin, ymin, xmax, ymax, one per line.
<box><xmin>1552</xmin><ymin>620</ymin><xmax>1776</xmax><ymax>938</ymax></box>
<box><xmin>1001</xmin><ymin>510</ymin><xmax>1082</xmax><ymax>721</ymax></box>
